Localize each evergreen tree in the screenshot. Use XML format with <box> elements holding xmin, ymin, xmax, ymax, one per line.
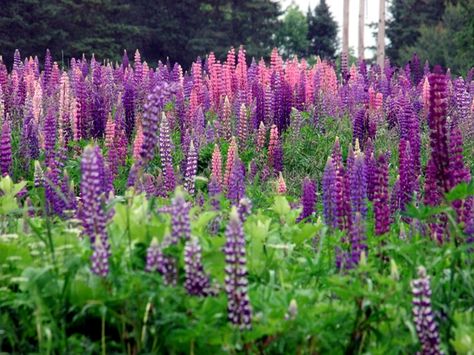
<box><xmin>307</xmin><ymin>0</ymin><xmax>338</xmax><ymax>59</ymax></box>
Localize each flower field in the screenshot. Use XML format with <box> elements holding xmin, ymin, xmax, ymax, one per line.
<box><xmin>0</xmin><ymin>48</ymin><xmax>474</xmax><ymax>354</ymax></box>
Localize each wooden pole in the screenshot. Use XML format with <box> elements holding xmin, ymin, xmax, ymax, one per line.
<box><xmin>343</xmin><ymin>0</ymin><xmax>349</xmax><ymax>59</ymax></box>
<box><xmin>377</xmin><ymin>0</ymin><xmax>386</xmax><ymax>69</ymax></box>
<box><xmin>358</xmin><ymin>0</ymin><xmax>365</xmax><ymax>60</ymax></box>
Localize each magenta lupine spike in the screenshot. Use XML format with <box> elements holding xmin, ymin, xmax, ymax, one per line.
<box><xmin>184</xmin><ymin>140</ymin><xmax>198</xmax><ymax>195</ymax></box>
<box><xmin>78</xmin><ymin>145</ymin><xmax>111</xmax><ymax>277</ymax></box>
<box><xmin>297</xmin><ymin>177</ymin><xmax>317</xmax><ymax>222</ymax></box>
<box><xmin>374</xmin><ymin>153</ymin><xmax>391</xmax><ymax>235</ymax></box>
<box><xmin>227</xmin><ymin>157</ymin><xmax>245</xmax><ymax>205</ymax></box>
<box><xmin>145</xmin><ymin>238</ymin><xmax>178</xmax><ymax>286</ymax></box>
<box><xmin>256</xmin><ymin>121</ymin><xmax>266</xmax><ymax>153</ymax></box>
<box><xmin>0</xmin><ymin>119</ymin><xmax>12</xmax><ymax>176</ymax></box>
<box><xmin>411</xmin><ymin>266</ymin><xmax>443</xmax><ymax>355</ymax></box>
<box><xmin>169</xmin><ymin>188</ymin><xmax>191</xmax><ymax>244</ymax></box>
<box><xmin>350</xmin><ymin>150</ymin><xmax>368</xmax><ymax>219</ymax></box>
<box><xmin>184</xmin><ymin>236</ymin><xmax>215</xmax><ymax>296</ymax></box>
<box><xmin>322</xmin><ymin>157</ymin><xmax>337</xmax><ymax>228</ymax></box>
<box><xmin>238</xmin><ymin>103</ymin><xmax>248</xmax><ymax>150</ymax></box>
<box><xmin>224</xmin><ymin>137</ymin><xmax>238</xmax><ymax>190</ymax></box>
<box><xmin>428</xmin><ymin>67</ymin><xmax>450</xmax><ymax>194</ymax></box>
<box><xmin>211</xmin><ymin>144</ymin><xmax>223</xmax><ymax>187</ymax></box>
<box><xmin>224</xmin><ymin>207</ymin><xmax>252</xmax><ymax>330</ymax></box>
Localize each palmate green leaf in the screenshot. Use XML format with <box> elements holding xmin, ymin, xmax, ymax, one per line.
<box><xmin>445</xmin><ymin>181</ymin><xmax>474</xmax><ymax>202</ymax></box>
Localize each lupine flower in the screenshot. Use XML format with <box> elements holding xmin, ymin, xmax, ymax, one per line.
<box><xmin>297</xmin><ymin>177</ymin><xmax>317</xmax><ymax>222</ymax></box>
<box><xmin>132</xmin><ymin>123</ymin><xmax>144</xmax><ymax>161</ymax></box>
<box><xmin>169</xmin><ymin>188</ymin><xmax>191</xmax><ymax>244</ymax></box>
<box><xmin>276</xmin><ymin>172</ymin><xmax>287</xmax><ymax>194</ymax></box>
<box><xmin>184</xmin><ymin>140</ymin><xmax>198</xmax><ymax>195</ymax></box>
<box><xmin>34</xmin><ymin>161</ymin><xmax>44</xmax><ymax>188</ymax></box>
<box><xmin>268</xmin><ymin>124</ymin><xmax>279</xmax><ymax>170</ymax></box>
<box><xmin>256</xmin><ymin>121</ymin><xmax>266</xmax><ymax>152</ymax></box>
<box><xmin>159</xmin><ymin>112</ymin><xmax>172</xmax><ymax>167</ymax></box>
<box><xmin>224</xmin><ymin>207</ymin><xmax>252</xmax><ymax>329</ymax></box>
<box><xmin>227</xmin><ymin>157</ymin><xmax>245</xmax><ymax>205</ymax></box>
<box><xmin>322</xmin><ymin>157</ymin><xmax>337</xmax><ymax>228</ymax></box>
<box><xmin>145</xmin><ymin>238</ymin><xmax>178</xmax><ymax>286</ymax></box>
<box><xmin>399</xmin><ymin>139</ymin><xmax>415</xmax><ymax>211</ymax></box>
<box><xmin>350</xmin><ymin>150</ymin><xmax>368</xmax><ymax>219</ymax></box>
<box><xmin>411</xmin><ymin>266</ymin><xmax>443</xmax><ymax>355</ymax></box>
<box><xmin>184</xmin><ymin>236</ymin><xmax>215</xmax><ymax>296</ymax></box>
<box><xmin>140</xmin><ymin>84</ymin><xmax>162</xmax><ymax>164</ymax></box>
<box><xmin>349</xmin><ymin>212</ymin><xmax>367</xmax><ymax>267</ymax></box>
<box><xmin>78</xmin><ymin>145</ymin><xmax>111</xmax><ymax>277</ymax></box>
<box><xmin>238</xmin><ymin>103</ymin><xmax>248</xmax><ymax>150</ymax></box>
<box><xmin>211</xmin><ymin>144</ymin><xmax>223</xmax><ymax>187</ymax></box>
<box><xmin>237</xmin><ymin>197</ymin><xmax>252</xmax><ymax>222</ymax></box>
<box><xmin>374</xmin><ymin>153</ymin><xmax>390</xmax><ymax>235</ymax></box>
<box><xmin>428</xmin><ymin>67</ymin><xmax>450</xmax><ymax>194</ymax></box>
<box><xmin>0</xmin><ymin>119</ymin><xmax>12</xmax><ymax>176</ymax></box>
<box><xmin>224</xmin><ymin>137</ymin><xmax>238</xmax><ymax>190</ymax></box>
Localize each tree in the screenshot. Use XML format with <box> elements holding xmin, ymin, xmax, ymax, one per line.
<box><xmin>276</xmin><ymin>4</ymin><xmax>309</xmax><ymax>58</ymax></box>
<box><xmin>307</xmin><ymin>0</ymin><xmax>338</xmax><ymax>59</ymax></box>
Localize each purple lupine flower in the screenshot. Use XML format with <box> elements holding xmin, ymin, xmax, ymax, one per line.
<box><xmin>34</xmin><ymin>161</ymin><xmax>44</xmax><ymax>188</ymax></box>
<box><xmin>237</xmin><ymin>197</ymin><xmax>252</xmax><ymax>222</ymax></box>
<box><xmin>352</xmin><ymin>108</ymin><xmax>366</xmax><ymax>147</ymax></box>
<box><xmin>169</xmin><ymin>188</ymin><xmax>191</xmax><ymax>244</ymax></box>
<box><xmin>374</xmin><ymin>153</ymin><xmax>390</xmax><ymax>235</ymax></box>
<box><xmin>122</xmin><ymin>78</ymin><xmax>135</xmax><ymax>141</ymax></box>
<box><xmin>140</xmin><ymin>85</ymin><xmax>161</xmax><ymax>164</ymax></box>
<box><xmin>350</xmin><ymin>151</ymin><xmax>368</xmax><ymax>219</ymax></box>
<box><xmin>159</xmin><ymin>112</ymin><xmax>172</xmax><ymax>167</ymax></box>
<box><xmin>0</xmin><ymin>119</ymin><xmax>12</xmax><ymax>176</ymax></box>
<box><xmin>208</xmin><ymin>174</ymin><xmax>221</xmax><ymax>210</ymax></box>
<box><xmin>145</xmin><ymin>238</ymin><xmax>178</xmax><ymax>286</ymax></box>
<box><xmin>184</xmin><ymin>140</ymin><xmax>198</xmax><ymax>195</ymax></box>
<box><xmin>184</xmin><ymin>236</ymin><xmax>215</xmax><ymax>296</ymax></box>
<box><xmin>365</xmin><ymin>139</ymin><xmax>376</xmax><ymax>201</ymax></box>
<box><xmin>44</xmin><ymin>164</ymin><xmax>65</xmax><ymax>216</ymax></box>
<box><xmin>390</xmin><ymin>176</ymin><xmax>401</xmax><ymax>217</ymax></box>
<box><xmin>227</xmin><ymin>157</ymin><xmax>245</xmax><ymax>205</ymax></box>
<box><xmin>78</xmin><ymin>145</ymin><xmax>111</xmax><ymax>277</ymax></box>
<box><xmin>297</xmin><ymin>177</ymin><xmax>317</xmax><ymax>222</ymax></box>
<box><xmin>272</xmin><ymin>141</ymin><xmax>284</xmax><ymax>174</ymax></box>
<box><xmin>322</xmin><ymin>157</ymin><xmax>337</xmax><ymax>228</ymax></box>
<box><xmin>399</xmin><ymin>139</ymin><xmax>415</xmax><ymax>211</ymax></box>
<box><xmin>224</xmin><ymin>207</ymin><xmax>252</xmax><ymax>329</ymax></box>
<box><xmin>44</xmin><ymin>108</ymin><xmax>57</xmax><ymax>164</ymax></box>
<box><xmin>411</xmin><ymin>266</ymin><xmax>443</xmax><ymax>355</ymax></box>
<box><xmin>164</xmin><ymin>163</ymin><xmax>176</xmax><ymax>194</ymax></box>
<box><xmin>349</xmin><ymin>212</ymin><xmax>367</xmax><ymax>267</ymax></box>
<box><xmin>428</xmin><ymin>67</ymin><xmax>450</xmax><ymax>194</ymax></box>
<box><xmin>61</xmin><ymin>171</ymin><xmax>77</xmax><ymax>213</ymax></box>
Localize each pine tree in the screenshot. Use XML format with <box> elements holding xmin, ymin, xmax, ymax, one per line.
<box><xmin>307</xmin><ymin>0</ymin><xmax>338</xmax><ymax>59</ymax></box>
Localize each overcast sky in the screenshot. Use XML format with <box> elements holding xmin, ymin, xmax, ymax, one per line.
<box><xmin>280</xmin><ymin>0</ymin><xmax>380</xmax><ymax>58</ymax></box>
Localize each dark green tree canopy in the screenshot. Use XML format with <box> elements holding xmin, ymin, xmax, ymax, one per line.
<box><xmin>306</xmin><ymin>0</ymin><xmax>338</xmax><ymax>59</ymax></box>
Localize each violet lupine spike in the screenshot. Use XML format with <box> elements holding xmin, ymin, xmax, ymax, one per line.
<box><xmin>78</xmin><ymin>145</ymin><xmax>111</xmax><ymax>277</ymax></box>
<box><xmin>399</xmin><ymin>139</ymin><xmax>415</xmax><ymax>211</ymax></box>
<box><xmin>44</xmin><ymin>108</ymin><xmax>57</xmax><ymax>163</ymax></box>
<box><xmin>428</xmin><ymin>67</ymin><xmax>450</xmax><ymax>194</ymax></box>
<box><xmin>365</xmin><ymin>140</ymin><xmax>376</xmax><ymax>202</ymax></box>
<box><xmin>349</xmin><ymin>212</ymin><xmax>367</xmax><ymax>268</ymax></box>
<box><xmin>374</xmin><ymin>153</ymin><xmax>390</xmax><ymax>235</ymax></box>
<box><xmin>227</xmin><ymin>157</ymin><xmax>246</xmax><ymax>206</ymax></box>
<box><xmin>44</xmin><ymin>165</ymin><xmax>65</xmax><ymax>216</ymax></box>
<box><xmin>184</xmin><ymin>236</ymin><xmax>215</xmax><ymax>296</ymax></box>
<box><xmin>145</xmin><ymin>238</ymin><xmax>178</xmax><ymax>286</ymax></box>
<box><xmin>237</xmin><ymin>197</ymin><xmax>252</xmax><ymax>222</ymax></box>
<box><xmin>184</xmin><ymin>140</ymin><xmax>198</xmax><ymax>195</ymax></box>
<box><xmin>350</xmin><ymin>150</ymin><xmax>368</xmax><ymax>219</ymax></box>
<box><xmin>411</xmin><ymin>266</ymin><xmax>443</xmax><ymax>355</ymax></box>
<box><xmin>169</xmin><ymin>188</ymin><xmax>191</xmax><ymax>244</ymax></box>
<box><xmin>0</xmin><ymin>119</ymin><xmax>12</xmax><ymax>176</ymax></box>
<box><xmin>238</xmin><ymin>103</ymin><xmax>248</xmax><ymax>151</ymax></box>
<box><xmin>390</xmin><ymin>176</ymin><xmax>401</xmax><ymax>217</ymax></box>
<box><xmin>224</xmin><ymin>207</ymin><xmax>252</xmax><ymax>330</ymax></box>
<box><xmin>34</xmin><ymin>161</ymin><xmax>44</xmax><ymax>188</ymax></box>
<box><xmin>297</xmin><ymin>177</ymin><xmax>317</xmax><ymax>222</ymax></box>
<box><xmin>322</xmin><ymin>157</ymin><xmax>337</xmax><ymax>228</ymax></box>
<box><xmin>140</xmin><ymin>85</ymin><xmax>162</xmax><ymax>164</ymax></box>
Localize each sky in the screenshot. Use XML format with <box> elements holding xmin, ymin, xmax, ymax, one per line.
<box><xmin>281</xmin><ymin>0</ymin><xmax>381</xmax><ymax>58</ymax></box>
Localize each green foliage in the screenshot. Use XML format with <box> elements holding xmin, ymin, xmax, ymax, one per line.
<box><xmin>275</xmin><ymin>4</ymin><xmax>309</xmax><ymax>59</ymax></box>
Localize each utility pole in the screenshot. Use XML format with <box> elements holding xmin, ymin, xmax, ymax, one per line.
<box><xmin>358</xmin><ymin>0</ymin><xmax>365</xmax><ymax>60</ymax></box>
<box><xmin>377</xmin><ymin>0</ymin><xmax>386</xmax><ymax>70</ymax></box>
<box><xmin>343</xmin><ymin>0</ymin><xmax>350</xmax><ymax>60</ymax></box>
